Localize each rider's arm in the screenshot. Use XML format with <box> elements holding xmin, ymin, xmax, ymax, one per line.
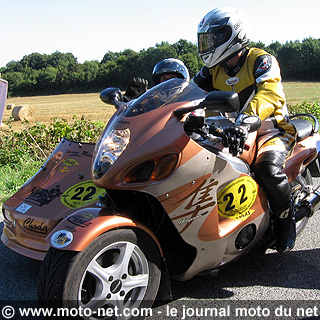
<box><xmin>193</xmin><ymin>66</ymin><xmax>215</xmax><ymax>92</ymax></box>
<box><xmin>242</xmin><ymin>55</ymin><xmax>286</xmax><ymax>120</ymax></box>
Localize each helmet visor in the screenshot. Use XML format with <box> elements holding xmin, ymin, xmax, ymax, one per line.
<box><xmin>198</xmin><ymin>25</ymin><xmax>232</xmax><ymax>54</ymax></box>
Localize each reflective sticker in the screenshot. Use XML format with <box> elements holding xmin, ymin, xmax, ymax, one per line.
<box><xmin>16</xmin><ymin>203</ymin><xmax>32</xmax><ymax>214</ymax></box>
<box><xmin>61</xmin><ymin>180</ymin><xmax>105</xmax><ymax>209</ymax></box>
<box><xmin>51</xmin><ymin>230</ymin><xmax>73</xmax><ymax>248</ymax></box>
<box><xmin>217</xmin><ymin>176</ymin><xmax>258</xmax><ymax>221</ymax></box>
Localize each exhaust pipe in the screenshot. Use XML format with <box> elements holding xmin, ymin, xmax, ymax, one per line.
<box><xmin>295</xmin><ymin>185</ymin><xmax>320</xmax><ymax>221</ymax></box>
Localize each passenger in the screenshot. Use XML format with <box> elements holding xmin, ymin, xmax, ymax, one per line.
<box><xmin>122</xmin><ymin>58</ymin><xmax>189</xmax><ymax>102</ymax></box>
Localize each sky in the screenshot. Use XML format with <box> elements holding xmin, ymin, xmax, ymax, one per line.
<box><xmin>0</xmin><ymin>0</ymin><xmax>319</xmax><ymax>68</ymax></box>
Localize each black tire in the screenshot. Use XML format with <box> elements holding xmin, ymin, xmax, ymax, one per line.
<box><xmin>290</xmin><ymin>168</ymin><xmax>313</xmax><ymax>235</ymax></box>
<box><xmin>38</xmin><ymin>229</ymin><xmax>161</xmax><ymax>319</ymax></box>
<box><xmin>37</xmin><ymin>248</ymin><xmax>75</xmax><ymax>304</ymax></box>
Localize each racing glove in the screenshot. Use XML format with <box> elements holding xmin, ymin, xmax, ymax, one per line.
<box><xmin>224</xmin><ymin>124</ymin><xmax>248</xmax><ymax>156</ymax></box>
<box><xmin>123</xmin><ymin>77</ymin><xmax>148</xmax><ymax>102</ymax></box>
<box><xmin>224</xmin><ymin>114</ymin><xmax>261</xmax><ymax>156</ymax></box>
<box><xmin>209</xmin><ymin>122</ymin><xmax>246</xmax><ymax>156</ymax></box>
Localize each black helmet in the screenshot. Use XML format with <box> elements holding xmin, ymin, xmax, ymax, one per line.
<box><xmin>152</xmin><ymin>58</ymin><xmax>190</xmax><ymax>85</ymax></box>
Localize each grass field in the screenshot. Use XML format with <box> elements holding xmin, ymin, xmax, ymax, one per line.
<box><xmin>283</xmin><ymin>81</ymin><xmax>320</xmax><ymax>105</ymax></box>
<box><xmin>1</xmin><ymin>81</ymin><xmax>320</xmax><ymax>131</ymax></box>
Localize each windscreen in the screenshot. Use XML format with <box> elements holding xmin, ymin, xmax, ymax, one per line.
<box><xmin>124</xmin><ymin>79</ymin><xmax>208</xmax><ymax>117</ymax></box>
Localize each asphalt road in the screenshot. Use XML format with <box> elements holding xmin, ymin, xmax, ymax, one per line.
<box><xmin>0</xmin><ymin>180</ymin><xmax>319</xmax><ymax>319</ymax></box>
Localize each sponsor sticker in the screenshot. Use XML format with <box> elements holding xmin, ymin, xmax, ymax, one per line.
<box><xmin>63</xmin><ymin>159</ymin><xmax>79</xmax><ymax>166</ymax></box>
<box><xmin>256</xmin><ymin>56</ymin><xmax>272</xmax><ymax>73</ymax></box>
<box><xmin>23</xmin><ymin>218</ymin><xmax>49</xmax><ymax>234</ymax></box>
<box><xmin>217</xmin><ymin>176</ymin><xmax>257</xmax><ymax>221</ymax></box>
<box><xmin>51</xmin><ymin>230</ymin><xmax>73</xmax><ymax>248</ymax></box>
<box><xmin>67</xmin><ymin>214</ymin><xmax>95</xmax><ymax>228</ymax></box>
<box><xmin>59</xmin><ymin>159</ymin><xmax>80</xmax><ymax>173</ymax></box>
<box><xmin>25</xmin><ymin>186</ymin><xmax>62</xmax><ymax>207</ymax></box>
<box><xmin>225</xmin><ymin>77</ymin><xmax>239</xmax><ymax>86</ymax></box>
<box><xmin>16</xmin><ymin>203</ymin><xmax>32</xmax><ymax>214</ymax></box>
<box><xmin>61</xmin><ymin>180</ymin><xmax>105</xmax><ymax>209</ymax></box>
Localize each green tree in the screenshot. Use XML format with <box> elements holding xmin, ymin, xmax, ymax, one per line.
<box><xmin>277</xmin><ymin>41</ymin><xmax>302</xmax><ymax>79</ymax></box>
<box><xmin>20</xmin><ymin>52</ymin><xmax>48</xmax><ymax>70</ymax></box>
<box><xmin>300</xmin><ymin>38</ymin><xmax>320</xmax><ymax>80</ymax></box>
<box><xmin>2</xmin><ymin>72</ymin><xmax>24</xmax><ymax>95</ymax></box>
<box><xmin>76</xmin><ymin>60</ymin><xmax>100</xmax><ymax>88</ymax></box>
<box><xmin>47</xmin><ymin>51</ymin><xmax>78</xmax><ymax>69</ymax></box>
<box><xmin>173</xmin><ymin>39</ymin><xmax>203</xmax><ymax>77</ymax></box>
<box><xmin>3</xmin><ymin>60</ymin><xmax>23</xmax><ymax>73</ymax></box>
<box><xmin>173</xmin><ymin>39</ymin><xmax>198</xmax><ymax>56</ymax></box>
<box><xmin>139</xmin><ymin>42</ymin><xmax>178</xmax><ymax>85</ymax></box>
<box><xmin>179</xmin><ymin>52</ymin><xmax>201</xmax><ymax>78</ymax></box>
<box><xmin>96</xmin><ymin>60</ymin><xmax>119</xmax><ymax>89</ymax></box>
<box><xmin>2</xmin><ymin>38</ymin><xmax>320</xmax><ymax>96</ymax></box>
<box><xmin>37</xmin><ymin>67</ymin><xmax>58</xmax><ymax>91</ymax></box>
<box><xmin>101</xmin><ymin>51</ymin><xmax>119</xmax><ymax>64</ymax></box>
<box><xmin>250</xmin><ymin>41</ymin><xmax>266</xmax><ymax>50</ymax></box>
<box><xmin>266</xmin><ymin>41</ymin><xmax>282</xmax><ymax>57</ymax></box>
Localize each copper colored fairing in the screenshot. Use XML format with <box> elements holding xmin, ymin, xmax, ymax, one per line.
<box><xmin>47</xmin><ymin>207</ymin><xmax>162</xmax><ymax>256</ymax></box>
<box><xmin>2</xmin><ymin>139</ymin><xmax>103</xmax><ymax>259</ymax></box>
<box><xmin>93</xmin><ymin>101</ymin><xmax>199</xmax><ymax>189</ymax></box>
<box><xmin>283</xmin><ymin>134</ymin><xmax>318</xmax><ymax>182</ymax></box>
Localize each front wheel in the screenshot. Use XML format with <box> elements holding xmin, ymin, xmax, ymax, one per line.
<box><xmin>38</xmin><ymin>229</ymin><xmax>161</xmax><ymax>319</ymax></box>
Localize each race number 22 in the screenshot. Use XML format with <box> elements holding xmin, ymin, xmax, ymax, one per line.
<box><xmin>217</xmin><ymin>176</ymin><xmax>257</xmax><ymax>221</ymax></box>
<box><xmin>61</xmin><ymin>181</ymin><xmax>105</xmax><ymax>209</ymax></box>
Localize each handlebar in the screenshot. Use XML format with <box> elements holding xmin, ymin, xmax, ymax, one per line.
<box><xmin>174</xmin><ymin>104</ymin><xmax>204</xmax><ymax>119</ymax></box>
<box><xmin>186</xmin><ymin>116</ymin><xmax>257</xmax><ymax>156</ymax></box>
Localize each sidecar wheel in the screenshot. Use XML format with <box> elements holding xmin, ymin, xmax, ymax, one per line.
<box><xmin>38</xmin><ymin>229</ymin><xmax>161</xmax><ymax>319</ymax></box>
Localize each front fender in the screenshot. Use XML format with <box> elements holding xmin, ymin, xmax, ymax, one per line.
<box><xmin>46</xmin><ymin>207</ymin><xmax>162</xmax><ymax>255</ymax></box>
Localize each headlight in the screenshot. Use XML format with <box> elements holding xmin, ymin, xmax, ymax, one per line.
<box><xmin>92</xmin><ymin>128</ymin><xmax>130</xmax><ymax>179</ymax></box>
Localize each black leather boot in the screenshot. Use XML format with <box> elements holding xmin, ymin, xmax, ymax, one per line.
<box><xmin>274</xmin><ymin>204</ymin><xmax>296</xmax><ymax>253</ymax></box>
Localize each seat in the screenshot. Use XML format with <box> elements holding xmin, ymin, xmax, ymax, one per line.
<box><xmin>290</xmin><ymin>118</ymin><xmax>313</xmax><ymax>142</ymax></box>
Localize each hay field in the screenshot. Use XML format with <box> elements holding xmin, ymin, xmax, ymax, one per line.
<box><xmin>2</xmin><ymin>92</ymin><xmax>114</xmax><ymax>131</ymax></box>
<box><xmin>2</xmin><ymin>82</ymin><xmax>320</xmax><ymax>131</ymax></box>
<box><xmin>283</xmin><ymin>81</ymin><xmax>320</xmax><ymax>105</ymax></box>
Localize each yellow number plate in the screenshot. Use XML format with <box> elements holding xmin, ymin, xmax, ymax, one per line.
<box><xmin>61</xmin><ymin>180</ymin><xmax>105</xmax><ymax>209</ymax></box>
<box><xmin>217</xmin><ymin>176</ymin><xmax>258</xmax><ymax>221</ymax></box>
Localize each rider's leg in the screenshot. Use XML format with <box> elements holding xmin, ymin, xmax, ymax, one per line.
<box><xmin>253</xmin><ymin>139</ymin><xmax>296</xmax><ymax>253</ymax></box>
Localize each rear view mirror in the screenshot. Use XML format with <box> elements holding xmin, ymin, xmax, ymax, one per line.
<box><xmin>203</xmin><ymin>91</ymin><xmax>240</xmax><ymax>112</ymax></box>
<box><xmin>100</xmin><ymin>87</ymin><xmax>123</xmax><ymax>105</ymax></box>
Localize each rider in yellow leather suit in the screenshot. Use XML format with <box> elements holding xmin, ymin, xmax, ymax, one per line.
<box><xmin>194</xmin><ymin>7</ymin><xmax>297</xmax><ymax>253</ymax></box>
